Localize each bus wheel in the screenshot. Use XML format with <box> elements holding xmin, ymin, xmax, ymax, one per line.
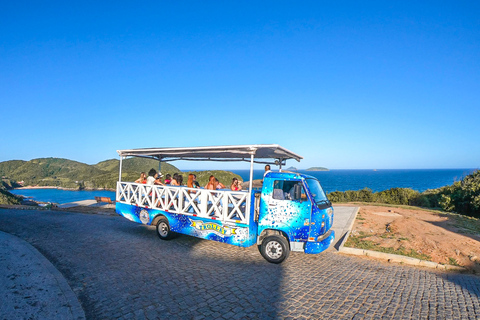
<box><xmin>156</xmin><ymin>217</ymin><xmax>173</xmax><ymax>240</ymax></box>
<box><xmin>260</xmin><ymin>235</ymin><xmax>290</xmax><ymax>264</ymax></box>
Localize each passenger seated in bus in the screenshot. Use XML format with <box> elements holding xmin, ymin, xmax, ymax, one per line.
<box><xmin>146</xmin><ymin>169</ymin><xmax>157</xmax><ymax>185</ymax></box>
<box><xmin>215</xmin><ymin>178</ymin><xmax>226</xmax><ymax>189</ymax></box>
<box><xmin>187</xmin><ymin>174</ymin><xmax>196</xmax><ymax>189</ymax></box>
<box><xmin>176</xmin><ymin>174</ymin><xmax>184</xmax><ymax>186</ymax></box>
<box><xmin>192</xmin><ymin>174</ymin><xmax>200</xmax><ymax>188</ymax></box>
<box><xmin>187</xmin><ymin>174</ymin><xmax>198</xmax><ymax>195</ymax></box>
<box><xmin>231</xmin><ymin>178</ymin><xmax>242</xmax><ymax>191</ymax></box>
<box><xmin>205</xmin><ymin>175</ymin><xmax>217</xmax><ymax>190</ymax></box>
<box><xmin>171</xmin><ymin>173</ymin><xmax>180</xmax><ymax>186</ymax></box>
<box><xmin>135</xmin><ymin>172</ymin><xmax>146</xmax><ymax>184</ymax></box>
<box><xmin>164</xmin><ymin>174</ymin><xmax>172</xmax><ymax>185</ymax></box>
<box><xmin>154</xmin><ymin>172</ymin><xmax>165</xmax><ymax>186</ymax></box>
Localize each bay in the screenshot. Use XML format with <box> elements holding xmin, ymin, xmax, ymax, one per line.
<box><xmin>10</xmin><ymin>189</ymin><xmax>115</xmax><ymax>204</ymax></box>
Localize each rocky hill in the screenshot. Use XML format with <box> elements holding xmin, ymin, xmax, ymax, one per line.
<box><xmin>0</xmin><ymin>157</ymin><xmax>241</xmax><ymax>190</ymax></box>
<box><xmin>0</xmin><ymin>183</ymin><xmax>22</xmax><ymax>205</ymax></box>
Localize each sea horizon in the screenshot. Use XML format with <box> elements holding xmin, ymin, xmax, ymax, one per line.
<box><xmin>10</xmin><ymin>168</ymin><xmax>477</xmax><ymax>204</ymax></box>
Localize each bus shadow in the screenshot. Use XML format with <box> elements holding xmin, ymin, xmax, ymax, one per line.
<box><xmin>439</xmin><ymin>272</ymin><xmax>480</xmax><ymax>300</ymax></box>
<box><xmin>112</xmin><ymin>221</ymin><xmax>286</xmax><ymax>319</ymax></box>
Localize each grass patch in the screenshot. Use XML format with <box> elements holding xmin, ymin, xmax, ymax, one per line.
<box><xmin>345</xmin><ymin>234</ymin><xmax>431</xmax><ymax>261</ymax></box>
<box><xmin>379</xmin><ymin>233</ymin><xmax>394</xmax><ymax>239</ymax></box>
<box><xmin>448</xmin><ymin>257</ymin><xmax>460</xmax><ymax>266</ymax></box>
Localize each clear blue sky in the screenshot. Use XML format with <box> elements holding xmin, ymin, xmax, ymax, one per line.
<box><xmin>1</xmin><ymin>1</ymin><xmax>479</xmax><ymax>170</ymax></box>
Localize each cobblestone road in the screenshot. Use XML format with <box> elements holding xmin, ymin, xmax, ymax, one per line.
<box><xmin>0</xmin><ymin>209</ymin><xmax>479</xmax><ymax>319</ymax></box>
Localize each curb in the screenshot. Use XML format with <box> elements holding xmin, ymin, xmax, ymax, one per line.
<box><xmin>337</xmin><ymin>206</ymin><xmax>359</xmax><ymax>252</ymax></box>
<box><xmin>0</xmin><ymin>231</ymin><xmax>86</xmax><ymax>319</ymax></box>
<box><xmin>339</xmin><ymin>246</ymin><xmax>467</xmax><ymax>272</ymax></box>
<box><xmin>334</xmin><ymin>207</ymin><xmax>360</xmax><ymax>252</ymax></box>
<box><xmin>0</xmin><ymin>204</ymin><xmax>52</xmax><ymax>210</ymax></box>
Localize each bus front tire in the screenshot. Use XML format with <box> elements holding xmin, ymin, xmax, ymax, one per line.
<box><xmin>156</xmin><ymin>217</ymin><xmax>173</xmax><ymax>240</ymax></box>
<box><xmin>260</xmin><ymin>235</ymin><xmax>290</xmax><ymax>264</ymax></box>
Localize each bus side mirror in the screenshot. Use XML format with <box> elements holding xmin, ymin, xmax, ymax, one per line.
<box><xmin>294</xmin><ymin>183</ymin><xmax>302</xmax><ymax>201</ymax></box>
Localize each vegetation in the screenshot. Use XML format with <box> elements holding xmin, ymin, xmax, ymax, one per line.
<box><xmin>0</xmin><ymin>157</ymin><xmax>241</xmax><ymax>191</ymax></box>
<box><xmin>448</xmin><ymin>257</ymin><xmax>460</xmax><ymax>266</ymax></box>
<box><xmin>345</xmin><ymin>231</ymin><xmax>431</xmax><ymax>261</ymax></box>
<box><xmin>0</xmin><ymin>184</ymin><xmax>22</xmax><ymax>205</ymax></box>
<box><xmin>328</xmin><ymin>170</ymin><xmax>480</xmax><ymax>218</ymax></box>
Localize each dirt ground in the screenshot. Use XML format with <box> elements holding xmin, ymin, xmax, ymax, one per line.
<box><xmin>347</xmin><ymin>205</ymin><xmax>480</xmax><ymax>273</ymax></box>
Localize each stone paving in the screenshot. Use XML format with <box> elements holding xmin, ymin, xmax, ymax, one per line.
<box><xmin>0</xmin><ymin>208</ymin><xmax>479</xmax><ymax>319</ymax></box>
<box><xmin>0</xmin><ymin>231</ymin><xmax>85</xmax><ymax>320</ymax></box>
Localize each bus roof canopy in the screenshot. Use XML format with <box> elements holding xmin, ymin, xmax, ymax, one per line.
<box><xmin>117</xmin><ymin>144</ymin><xmax>302</xmax><ymax>164</ymax></box>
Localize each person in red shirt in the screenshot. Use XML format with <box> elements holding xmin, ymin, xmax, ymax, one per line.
<box><xmin>135</xmin><ymin>172</ymin><xmax>147</xmax><ymax>184</ymax></box>
<box><xmin>230</xmin><ymin>178</ymin><xmax>242</xmax><ymax>191</ymax></box>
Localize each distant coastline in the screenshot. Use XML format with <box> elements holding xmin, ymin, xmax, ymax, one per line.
<box><xmin>306</xmin><ymin>167</ymin><xmax>329</xmax><ymax>171</ymax></box>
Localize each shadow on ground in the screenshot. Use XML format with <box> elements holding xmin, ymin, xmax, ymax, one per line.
<box><xmin>0</xmin><ymin>209</ymin><xmax>285</xmax><ymax>319</ymax></box>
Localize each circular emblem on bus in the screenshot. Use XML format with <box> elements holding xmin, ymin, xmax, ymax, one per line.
<box><xmin>139</xmin><ymin>209</ymin><xmax>150</xmax><ymax>224</ymax></box>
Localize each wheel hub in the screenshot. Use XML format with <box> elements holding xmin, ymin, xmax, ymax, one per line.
<box><xmin>159</xmin><ymin>223</ymin><xmax>168</xmax><ymax>236</ymax></box>
<box><xmin>266</xmin><ymin>241</ymin><xmax>283</xmax><ymax>259</ymax></box>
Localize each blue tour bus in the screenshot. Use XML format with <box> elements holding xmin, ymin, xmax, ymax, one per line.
<box><xmin>115</xmin><ymin>145</ymin><xmax>335</xmax><ymax>263</ymax></box>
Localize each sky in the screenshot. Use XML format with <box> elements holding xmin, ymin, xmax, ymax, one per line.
<box><xmin>1</xmin><ymin>1</ymin><xmax>479</xmax><ymax>170</ymax></box>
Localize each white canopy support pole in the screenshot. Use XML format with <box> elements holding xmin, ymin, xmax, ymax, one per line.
<box><xmin>119</xmin><ymin>156</ymin><xmax>123</xmax><ymax>182</ymax></box>
<box><xmin>248</xmin><ymin>154</ymin><xmax>254</xmax><ymax>191</ymax></box>
<box><xmin>279</xmin><ymin>158</ymin><xmax>283</xmax><ymax>172</ymax></box>
<box><xmin>158</xmin><ymin>158</ymin><xmax>162</xmax><ymax>175</ymax></box>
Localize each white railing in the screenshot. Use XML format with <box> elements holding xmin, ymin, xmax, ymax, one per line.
<box><xmin>116</xmin><ymin>182</ymin><xmax>250</xmax><ymax>224</ymax></box>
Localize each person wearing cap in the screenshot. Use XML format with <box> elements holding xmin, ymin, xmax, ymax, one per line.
<box><xmin>154</xmin><ymin>172</ymin><xmax>165</xmax><ymax>186</ymax></box>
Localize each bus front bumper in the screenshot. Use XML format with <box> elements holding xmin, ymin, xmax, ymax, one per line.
<box><xmin>304</xmin><ymin>230</ymin><xmax>335</xmax><ymax>254</ymax></box>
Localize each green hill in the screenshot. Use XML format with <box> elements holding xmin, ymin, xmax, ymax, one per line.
<box><xmin>0</xmin><ymin>160</ymin><xmax>27</xmax><ymax>177</ymax></box>
<box><xmin>0</xmin><ymin>157</ymin><xmax>241</xmax><ymax>190</ymax></box>
<box><xmin>93</xmin><ymin>159</ymin><xmax>119</xmax><ymax>172</ymax></box>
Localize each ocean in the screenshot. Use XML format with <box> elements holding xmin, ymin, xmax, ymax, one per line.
<box><xmin>232</xmin><ymin>169</ymin><xmax>476</xmax><ymax>193</ymax></box>
<box><xmin>10</xmin><ymin>168</ymin><xmax>476</xmax><ymax>204</ymax></box>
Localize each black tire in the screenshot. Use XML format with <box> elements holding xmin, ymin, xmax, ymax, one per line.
<box><xmin>156</xmin><ymin>217</ymin><xmax>173</xmax><ymax>240</ymax></box>
<box><xmin>260</xmin><ymin>235</ymin><xmax>290</xmax><ymax>264</ymax></box>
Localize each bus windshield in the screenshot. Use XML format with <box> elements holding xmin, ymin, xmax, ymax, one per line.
<box><xmin>305</xmin><ymin>179</ymin><xmax>329</xmax><ymax>205</ymax></box>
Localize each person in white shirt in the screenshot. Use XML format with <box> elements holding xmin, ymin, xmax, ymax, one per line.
<box><xmin>146</xmin><ymin>169</ymin><xmax>157</xmax><ymax>185</ymax></box>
